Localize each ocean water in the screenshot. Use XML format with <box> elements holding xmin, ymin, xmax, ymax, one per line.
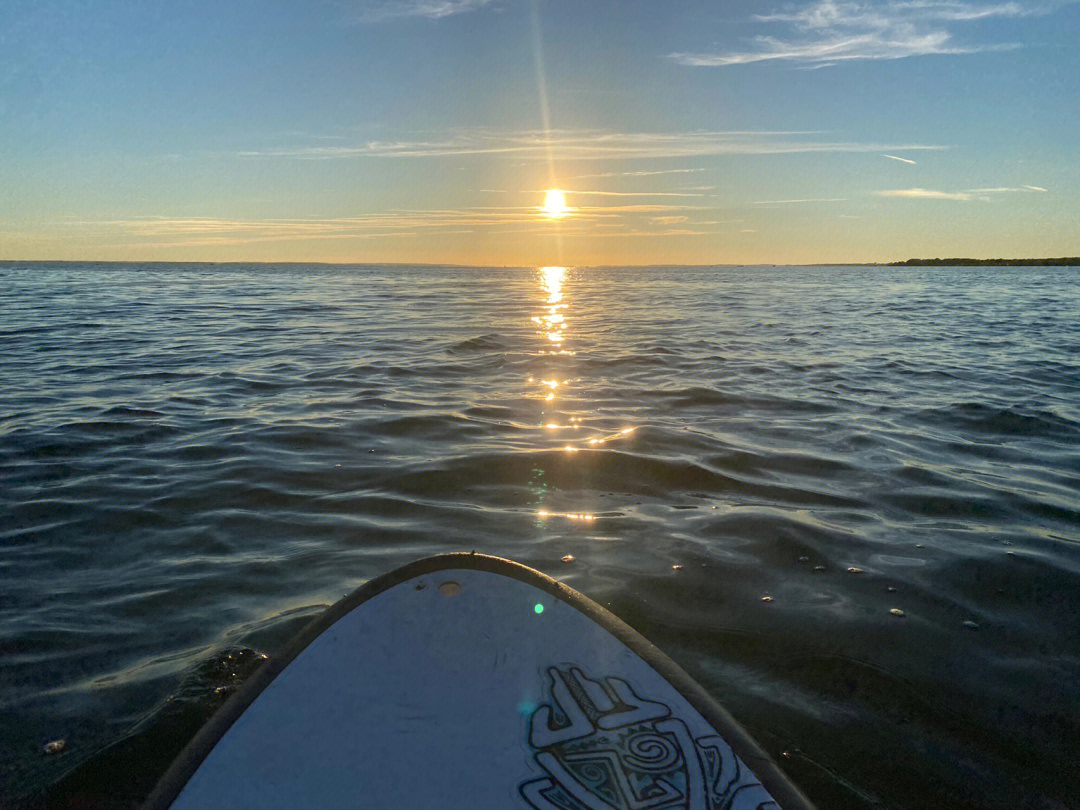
<box><xmin>2</xmin><ymin>262</ymin><xmax>1079</xmax><ymax>809</ymax></box>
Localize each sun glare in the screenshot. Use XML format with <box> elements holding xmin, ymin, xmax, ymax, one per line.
<box><xmin>542</xmin><ymin>189</ymin><xmax>569</xmax><ymax>218</ymax></box>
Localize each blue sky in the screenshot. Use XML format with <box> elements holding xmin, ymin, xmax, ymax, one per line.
<box><xmin>2</xmin><ymin>0</ymin><xmax>1077</xmax><ymax>264</ymax></box>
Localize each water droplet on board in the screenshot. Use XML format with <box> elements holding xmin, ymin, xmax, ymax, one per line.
<box><xmin>847</xmin><ymin>567</ymin><xmax>864</xmax><ymax>574</ymax></box>
<box><xmin>439</xmin><ymin>581</ymin><xmax>462</xmax><ymax>597</ymax></box>
<box><xmin>561</xmin><ymin>554</ymin><xmax>575</xmax><ymax>563</ymax></box>
<box><xmin>798</xmin><ymin>556</ymin><xmax>809</xmax><ymax>563</ymax></box>
<box><xmin>890</xmin><ymin>608</ymin><xmax>906</xmax><ymax>618</ymax></box>
<box><xmin>813</xmin><ymin>565</ymin><xmax>826</xmax><ymax>572</ymax></box>
<box><xmin>761</xmin><ymin>595</ymin><xmax>773</xmax><ymax>602</ymax></box>
<box><xmin>671</xmin><ymin>564</ymin><xmax>683</xmax><ymax>570</ymax></box>
<box><xmin>887</xmin><ymin>586</ymin><xmax>897</xmax><ymax>593</ymax></box>
<box><xmin>43</xmin><ymin>739</ymin><xmax>66</xmax><ymax>755</ymax></box>
<box><xmin>963</xmin><ymin>620</ymin><xmax>980</xmax><ymax>630</ymax></box>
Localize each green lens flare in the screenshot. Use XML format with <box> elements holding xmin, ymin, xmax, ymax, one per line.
<box><xmin>534</xmin><ymin>603</ymin><xmax>544</xmax><ymax>615</ymax></box>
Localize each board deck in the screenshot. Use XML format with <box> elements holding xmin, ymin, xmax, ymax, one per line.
<box><xmin>147</xmin><ymin>554</ymin><xmax>815</xmax><ymax>810</ymax></box>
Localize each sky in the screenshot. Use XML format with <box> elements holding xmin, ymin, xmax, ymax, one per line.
<box><xmin>2</xmin><ymin>0</ymin><xmax>1078</xmax><ymax>265</ymax></box>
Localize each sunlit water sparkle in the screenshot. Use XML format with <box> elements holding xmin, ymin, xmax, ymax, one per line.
<box><xmin>2</xmin><ymin>262</ymin><xmax>1079</xmax><ymax>809</ymax></box>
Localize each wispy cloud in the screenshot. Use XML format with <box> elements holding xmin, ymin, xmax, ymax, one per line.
<box><xmin>753</xmin><ymin>197</ymin><xmax>848</xmax><ymax>204</ymax></box>
<box><xmin>573</xmin><ymin>204</ymin><xmax>709</xmax><ymax>213</ymax></box>
<box><xmin>353</xmin><ymin>0</ymin><xmax>507</xmax><ymax>23</ymax></box>
<box><xmin>590</xmin><ymin>229</ymin><xmax>718</xmax><ymax>238</ymax></box>
<box><xmin>97</xmin><ymin>232</ymin><xmax>420</xmax><ymax>249</ymax></box>
<box><xmin>239</xmin><ymin>127</ymin><xmax>943</xmax><ymax>162</ymax></box>
<box><xmin>0</xmin><ymin>230</ymin><xmax>65</xmax><ymax>243</ymax></box>
<box><xmin>965</xmin><ymin>185</ymin><xmax>1048</xmax><ymax>193</ymax></box>
<box><xmin>573</xmin><ymin>168</ymin><xmax>707</xmax><ymax>179</ymax></box>
<box><xmin>669</xmin><ymin>0</ymin><xmax>1042</xmax><ymax>67</ymax></box>
<box><xmin>877</xmin><ymin>185</ymin><xmax>1049</xmax><ymax>200</ymax></box>
<box><xmin>67</xmin><ymin>212</ymin><xmax>553</xmax><ymax>246</ymax></box>
<box><xmin>563</xmin><ymin>190</ymin><xmax>708</xmax><ymax>198</ymax></box>
<box><xmin>878</xmin><ymin>187</ymin><xmax>974</xmax><ymax>200</ymax></box>
<box><xmin>64</xmin><ymin>200</ymin><xmax>713</xmax><ymax>248</ymax></box>
<box><xmin>883</xmin><ymin>153</ymin><xmax>917</xmax><ymax>164</ymax></box>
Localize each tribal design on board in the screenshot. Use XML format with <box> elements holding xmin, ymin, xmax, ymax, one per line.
<box><xmin>520</xmin><ymin>666</ymin><xmax>780</xmax><ymax>810</ymax></box>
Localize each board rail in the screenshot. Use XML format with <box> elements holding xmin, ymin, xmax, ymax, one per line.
<box><xmin>145</xmin><ymin>553</ymin><xmax>816</xmax><ymax>810</ymax></box>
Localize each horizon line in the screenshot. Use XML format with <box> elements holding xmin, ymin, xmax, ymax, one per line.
<box><xmin>3</xmin><ymin>257</ymin><xmax>1079</xmax><ymax>269</ymax></box>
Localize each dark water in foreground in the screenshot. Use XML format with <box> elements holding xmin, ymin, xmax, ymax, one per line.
<box><xmin>2</xmin><ymin>262</ymin><xmax>1079</xmax><ymax>809</ymax></box>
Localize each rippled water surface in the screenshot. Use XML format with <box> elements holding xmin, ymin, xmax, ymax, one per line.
<box><xmin>3</xmin><ymin>263</ymin><xmax>1079</xmax><ymax>809</ymax></box>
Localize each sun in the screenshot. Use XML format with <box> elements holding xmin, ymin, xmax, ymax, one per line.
<box><xmin>542</xmin><ymin>189</ymin><xmax>569</xmax><ymax>218</ymax></box>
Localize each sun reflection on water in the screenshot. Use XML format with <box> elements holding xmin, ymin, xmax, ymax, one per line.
<box><xmin>537</xmin><ymin>510</ymin><xmax>596</xmax><ymax>522</ymax></box>
<box><xmin>538</xmin><ymin>266</ymin><xmax>568</xmax><ymax>349</ymax></box>
<box><xmin>528</xmin><ymin>266</ymin><xmax>639</xmax><ymax>528</ymax></box>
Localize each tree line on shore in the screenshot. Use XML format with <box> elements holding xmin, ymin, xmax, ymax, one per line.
<box><xmin>889</xmin><ymin>257</ymin><xmax>1079</xmax><ymax>266</ymax></box>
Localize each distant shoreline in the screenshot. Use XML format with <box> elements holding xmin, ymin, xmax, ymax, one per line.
<box><xmin>888</xmin><ymin>257</ymin><xmax>1080</xmax><ymax>266</ymax></box>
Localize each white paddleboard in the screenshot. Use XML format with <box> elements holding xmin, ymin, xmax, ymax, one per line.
<box><xmin>147</xmin><ymin>554</ymin><xmax>815</xmax><ymax>809</ymax></box>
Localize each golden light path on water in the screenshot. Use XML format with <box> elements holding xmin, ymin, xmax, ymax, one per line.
<box><xmin>529</xmin><ymin>267</ymin><xmax>637</xmax><ymax>526</ymax></box>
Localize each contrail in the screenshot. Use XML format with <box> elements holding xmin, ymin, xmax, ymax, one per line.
<box><xmin>882</xmin><ymin>153</ymin><xmax>917</xmax><ymax>165</ymax></box>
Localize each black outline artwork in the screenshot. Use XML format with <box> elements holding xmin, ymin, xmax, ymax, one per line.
<box><xmin>521</xmin><ymin>666</ymin><xmax>780</xmax><ymax>810</ymax></box>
